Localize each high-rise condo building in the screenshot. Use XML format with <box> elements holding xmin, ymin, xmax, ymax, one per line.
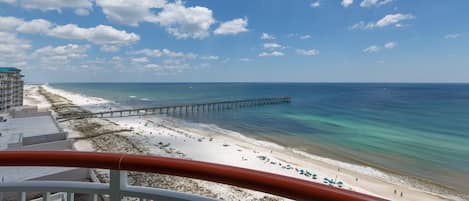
<box><xmin>0</xmin><ymin>67</ymin><xmax>24</xmax><ymax>112</ymax></box>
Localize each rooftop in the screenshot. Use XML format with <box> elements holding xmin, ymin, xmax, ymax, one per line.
<box><xmin>1</xmin><ymin>115</ymin><xmax>60</xmax><ymax>137</ymax></box>
<box><xmin>0</xmin><ymin>67</ymin><xmax>21</xmax><ymax>73</ymax></box>
<box><xmin>0</xmin><ymin>113</ymin><xmax>65</xmax><ymax>150</ymax></box>
<box><xmin>0</xmin><ymin>110</ymin><xmax>74</xmax><ymax>184</ymax></box>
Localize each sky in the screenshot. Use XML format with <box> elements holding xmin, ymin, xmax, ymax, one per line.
<box><xmin>0</xmin><ymin>0</ymin><xmax>468</xmax><ymax>83</ymax></box>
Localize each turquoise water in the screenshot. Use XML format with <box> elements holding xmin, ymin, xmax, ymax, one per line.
<box><xmin>50</xmin><ymin>83</ymin><xmax>469</xmax><ymax>193</ymax></box>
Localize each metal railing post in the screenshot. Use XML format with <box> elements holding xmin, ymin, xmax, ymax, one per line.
<box><xmin>109</xmin><ymin>170</ymin><xmax>127</xmax><ymax>201</ymax></box>
<box><xmin>91</xmin><ymin>193</ymin><xmax>98</xmax><ymax>201</ymax></box>
<box><xmin>17</xmin><ymin>192</ymin><xmax>26</xmax><ymax>201</ymax></box>
<box><xmin>43</xmin><ymin>192</ymin><xmax>49</xmax><ymax>201</ymax></box>
<box><xmin>66</xmin><ymin>192</ymin><xmax>74</xmax><ymax>201</ymax></box>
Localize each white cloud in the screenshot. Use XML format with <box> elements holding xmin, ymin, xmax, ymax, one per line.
<box><xmin>350</xmin><ymin>21</ymin><xmax>374</xmax><ymax>30</ymax></box>
<box><xmin>363</xmin><ymin>42</ymin><xmax>397</xmax><ymax>53</ymax></box>
<box><xmin>23</xmin><ymin>0</ymin><xmax>92</xmax><ymax>11</ymax></box>
<box><xmin>214</xmin><ymin>17</ymin><xmax>248</xmax><ymax>35</ymax></box>
<box><xmin>100</xmin><ymin>45</ymin><xmax>120</xmax><ymax>52</ymax></box>
<box><xmin>97</xmin><ymin>0</ymin><xmax>247</xmax><ymax>39</ymax></box>
<box><xmin>287</xmin><ymin>33</ymin><xmax>312</xmax><ymax>40</ymax></box>
<box><xmin>147</xmin><ymin>1</ymin><xmax>215</xmax><ymax>39</ymax></box>
<box><xmin>0</xmin><ymin>16</ymin><xmax>24</xmax><ymax>31</ymax></box>
<box><xmin>47</xmin><ymin>24</ymin><xmax>85</xmax><ymax>39</ymax></box>
<box><xmin>10</xmin><ymin>61</ymin><xmax>28</xmax><ymax>67</ymax></box>
<box><xmin>201</xmin><ymin>55</ymin><xmax>219</xmax><ymax>60</ymax></box>
<box><xmin>32</xmin><ymin>44</ymin><xmax>88</xmax><ymax>58</ymax></box>
<box><xmin>260</xmin><ymin>33</ymin><xmax>275</xmax><ymax>40</ymax></box>
<box><xmin>143</xmin><ymin>61</ymin><xmax>197</xmax><ymax>74</ymax></box>
<box><xmin>132</xmin><ymin>57</ymin><xmax>149</xmax><ymax>63</ymax></box>
<box><xmin>259</xmin><ymin>51</ymin><xmax>284</xmax><ymax>57</ymax></box>
<box><xmin>96</xmin><ymin>0</ymin><xmax>166</xmax><ymax>26</ymax></box>
<box><xmin>0</xmin><ymin>16</ymin><xmax>52</xmax><ymax>34</ymax></box>
<box><xmin>2</xmin><ymin>0</ymin><xmax>93</xmax><ymax>15</ymax></box>
<box><xmin>360</xmin><ymin>0</ymin><xmax>393</xmax><ymax>7</ymax></box>
<box><xmin>240</xmin><ymin>58</ymin><xmax>251</xmax><ymax>62</ymax></box>
<box><xmin>300</xmin><ymin>35</ymin><xmax>312</xmax><ymax>39</ymax></box>
<box><xmin>74</xmin><ymin>8</ymin><xmax>90</xmax><ymax>16</ymax></box>
<box><xmin>263</xmin><ymin>43</ymin><xmax>283</xmax><ymax>49</ymax></box>
<box><xmin>160</xmin><ymin>49</ymin><xmax>184</xmax><ymax>57</ymax></box>
<box><xmin>0</xmin><ymin>32</ymin><xmax>31</xmax><ymax>51</ymax></box>
<box><xmin>341</xmin><ymin>0</ymin><xmax>353</xmax><ymax>7</ymax></box>
<box><xmin>160</xmin><ymin>59</ymin><xmax>190</xmax><ymax>72</ymax></box>
<box><xmin>133</xmin><ymin>49</ymin><xmax>162</xmax><ymax>57</ymax></box>
<box><xmin>311</xmin><ymin>1</ymin><xmax>320</xmax><ymax>8</ymax></box>
<box><xmin>0</xmin><ymin>16</ymin><xmax>140</xmax><ymax>50</ymax></box>
<box><xmin>16</xmin><ymin>19</ymin><xmax>52</xmax><ymax>34</ymax></box>
<box><xmin>0</xmin><ymin>32</ymin><xmax>31</xmax><ymax>65</ymax></box>
<box><xmin>133</xmin><ymin>48</ymin><xmax>197</xmax><ymax>59</ymax></box>
<box><xmin>144</xmin><ymin>63</ymin><xmax>161</xmax><ymax>69</ymax></box>
<box><xmin>363</xmin><ymin>45</ymin><xmax>380</xmax><ymax>53</ymax></box>
<box><xmin>48</xmin><ymin>24</ymin><xmax>140</xmax><ymax>47</ymax></box>
<box><xmin>32</xmin><ymin>44</ymin><xmax>89</xmax><ymax>64</ymax></box>
<box><xmin>162</xmin><ymin>49</ymin><xmax>197</xmax><ymax>58</ymax></box>
<box><xmin>296</xmin><ymin>49</ymin><xmax>320</xmax><ymax>56</ymax></box>
<box><xmin>384</xmin><ymin>41</ymin><xmax>397</xmax><ymax>49</ymax></box>
<box><xmin>376</xmin><ymin>13</ymin><xmax>415</xmax><ymax>27</ymax></box>
<box><xmin>351</xmin><ymin>13</ymin><xmax>415</xmax><ymax>30</ymax></box>
<box><xmin>444</xmin><ymin>33</ymin><xmax>461</xmax><ymax>39</ymax></box>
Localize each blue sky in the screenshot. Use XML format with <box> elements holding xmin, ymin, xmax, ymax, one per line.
<box><xmin>0</xmin><ymin>0</ymin><xmax>468</xmax><ymax>83</ymax></box>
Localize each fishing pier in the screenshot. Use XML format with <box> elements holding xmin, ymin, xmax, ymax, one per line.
<box><xmin>58</xmin><ymin>96</ymin><xmax>291</xmax><ymax>120</ymax></box>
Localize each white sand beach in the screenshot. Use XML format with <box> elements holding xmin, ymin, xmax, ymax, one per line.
<box><xmin>23</xmin><ymin>84</ymin><xmax>466</xmax><ymax>201</ymax></box>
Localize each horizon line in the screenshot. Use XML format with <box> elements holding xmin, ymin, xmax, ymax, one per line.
<box><xmin>26</xmin><ymin>81</ymin><xmax>469</xmax><ymax>84</ymax></box>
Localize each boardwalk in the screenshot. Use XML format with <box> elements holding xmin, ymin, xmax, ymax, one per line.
<box><xmin>58</xmin><ymin>96</ymin><xmax>291</xmax><ymax>120</ymax></box>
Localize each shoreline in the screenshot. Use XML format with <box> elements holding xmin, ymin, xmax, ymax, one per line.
<box><xmin>25</xmin><ymin>84</ymin><xmax>466</xmax><ymax>201</ymax></box>
<box><xmin>178</xmin><ymin>116</ymin><xmax>466</xmax><ymax>200</ymax></box>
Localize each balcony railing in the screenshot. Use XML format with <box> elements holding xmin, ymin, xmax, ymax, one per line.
<box><xmin>0</xmin><ymin>151</ymin><xmax>387</xmax><ymax>201</ymax></box>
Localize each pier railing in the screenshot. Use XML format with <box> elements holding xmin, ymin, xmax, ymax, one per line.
<box><xmin>57</xmin><ymin>96</ymin><xmax>291</xmax><ymax>120</ymax></box>
<box><xmin>0</xmin><ymin>151</ymin><xmax>387</xmax><ymax>201</ymax></box>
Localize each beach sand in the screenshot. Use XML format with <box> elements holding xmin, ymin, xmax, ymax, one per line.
<box><xmin>23</xmin><ymin>84</ymin><xmax>466</xmax><ymax>201</ymax></box>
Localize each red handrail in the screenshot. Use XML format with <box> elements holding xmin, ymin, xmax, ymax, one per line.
<box><xmin>0</xmin><ymin>151</ymin><xmax>387</xmax><ymax>201</ymax></box>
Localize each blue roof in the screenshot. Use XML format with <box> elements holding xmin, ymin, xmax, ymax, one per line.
<box><xmin>0</xmin><ymin>67</ymin><xmax>21</xmax><ymax>73</ymax></box>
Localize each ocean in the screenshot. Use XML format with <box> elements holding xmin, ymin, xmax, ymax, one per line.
<box><xmin>50</xmin><ymin>83</ymin><xmax>469</xmax><ymax>194</ymax></box>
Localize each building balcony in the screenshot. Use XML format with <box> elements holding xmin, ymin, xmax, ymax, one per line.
<box><xmin>0</xmin><ymin>151</ymin><xmax>386</xmax><ymax>201</ymax></box>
